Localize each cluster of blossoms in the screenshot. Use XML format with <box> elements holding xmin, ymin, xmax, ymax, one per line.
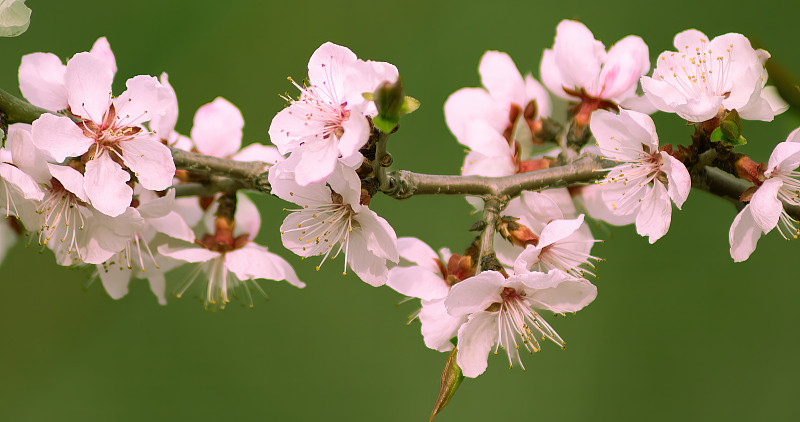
<box><xmin>2</xmin><ymin>38</ymin><xmax>302</xmax><ymax>308</ymax></box>
<box><xmin>2</xmin><ymin>18</ymin><xmax>798</xmax><ymax>412</ymax></box>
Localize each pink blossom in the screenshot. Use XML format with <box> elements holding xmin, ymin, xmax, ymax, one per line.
<box><xmin>387</xmin><ymin>237</ymin><xmax>469</xmax><ymax>352</ymax></box>
<box><xmin>269</xmin><ymin>158</ymin><xmax>398</xmax><ymax>286</ymax></box>
<box><xmin>268</xmin><ymin>42</ymin><xmax>398</xmax><ymax>186</ymax></box>
<box><xmin>642</xmin><ymin>30</ymin><xmax>787</xmax><ymax>122</ymax></box>
<box><xmin>540</xmin><ymin>20</ymin><xmax>650</xmax><ymax>121</ymax></box>
<box><xmin>29</xmin><ymin>52</ymin><xmax>174</xmax><ymax>217</ymax></box>
<box><xmin>445</xmin><ymin>269</ymin><xmax>596</xmax><ymax>378</ymax></box>
<box><xmin>590</xmin><ymin>109</ymin><xmax>691</xmax><ymax>243</ymax></box>
<box><xmin>730</xmin><ymin>128</ymin><xmax>800</xmax><ymax>261</ymax></box>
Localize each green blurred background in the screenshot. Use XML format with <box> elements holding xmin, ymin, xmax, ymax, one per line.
<box><xmin>2</xmin><ymin>1</ymin><xmax>800</xmax><ymax>420</ymax></box>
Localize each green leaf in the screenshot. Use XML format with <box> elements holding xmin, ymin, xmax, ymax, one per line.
<box><xmin>361</xmin><ymin>92</ymin><xmax>374</xmax><ymax>101</ymax></box>
<box><xmin>372</xmin><ymin>115</ymin><xmax>398</xmax><ymax>133</ymax></box>
<box><xmin>429</xmin><ymin>347</ymin><xmax>464</xmax><ymax>422</ymax></box>
<box><xmin>400</xmin><ymin>96</ymin><xmax>420</xmax><ymax>115</ymax></box>
<box><xmin>727</xmin><ymin>135</ymin><xmax>747</xmax><ymax>146</ymax></box>
<box><xmin>720</xmin><ymin>119</ymin><xmax>740</xmax><ymax>141</ymax></box>
<box><xmin>710</xmin><ymin>127</ymin><xmax>724</xmax><ymax>142</ymax></box>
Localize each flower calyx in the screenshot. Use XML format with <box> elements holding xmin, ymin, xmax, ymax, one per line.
<box><xmin>497</xmin><ymin>215</ymin><xmax>539</xmax><ymax>248</ymax></box>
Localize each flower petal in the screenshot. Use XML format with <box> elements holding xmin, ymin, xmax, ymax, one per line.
<box><xmin>84</xmin><ymin>153</ymin><xmax>132</xmax><ymax>217</ymax></box>
<box><xmin>65</xmin><ymin>52</ymin><xmax>113</xmax><ymax>123</ymax></box>
<box><xmin>456</xmin><ymin>312</ymin><xmax>497</xmax><ymax>378</ymax></box>
<box><xmin>660</xmin><ymin>151</ymin><xmax>691</xmax><ymax>209</ymax></box>
<box><xmin>158</xmin><ymin>245</ymin><xmax>219</xmax><ymax>263</ymax></box>
<box><xmin>19</xmin><ymin>52</ymin><xmax>67</xmax><ymax>111</ymax></box>
<box><xmin>445</xmin><ymin>271</ymin><xmax>505</xmax><ymax>317</ymax></box>
<box><xmin>31</xmin><ymin>113</ymin><xmax>93</xmax><ymax>162</ymax></box>
<box><xmin>635</xmin><ymin>182</ymin><xmax>672</xmax><ymax>243</ymax></box>
<box><xmin>98</xmin><ymin>264</ymin><xmax>132</xmax><ymax>300</ymax></box>
<box><xmin>479</xmin><ymin>51</ymin><xmax>525</xmax><ymax>107</ymax></box>
<box><xmin>729</xmin><ymin>204</ymin><xmax>763</xmax><ymax>262</ymax></box>
<box><xmin>118</xmin><ymin>137</ymin><xmax>175</xmax><ymax>191</ymax></box>
<box><xmin>386</xmin><ymin>266</ymin><xmax>448</xmax><ymax>301</ymax></box>
<box><xmin>749</xmin><ymin>177</ymin><xmax>783</xmax><ymax>233</ymax></box>
<box><xmin>396</xmin><ymin>236</ymin><xmax>439</xmax><ymax>273</ymax></box>
<box><xmin>190</xmin><ymin>97</ymin><xmax>243</xmax><ymax>158</ymax></box>
<box><xmin>226</xmin><ymin>244</ymin><xmax>305</xmax><ymax>288</ymax></box>
<box><xmin>419</xmin><ymin>299</ymin><xmax>464</xmax><ymax>352</ymax></box>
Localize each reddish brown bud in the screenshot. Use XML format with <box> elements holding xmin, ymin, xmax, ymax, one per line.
<box><xmin>518</xmin><ymin>158</ymin><xmax>551</xmax><ymax>173</ymax></box>
<box><xmin>445</xmin><ymin>253</ymin><xmax>474</xmax><ymax>285</ymax></box>
<box><xmin>497</xmin><ymin>217</ymin><xmax>539</xmax><ymax>248</ymax></box>
<box><xmin>734</xmin><ymin>156</ymin><xmax>765</xmax><ymax>185</ymax></box>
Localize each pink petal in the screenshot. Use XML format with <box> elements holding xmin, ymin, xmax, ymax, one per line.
<box><xmin>661</xmin><ymin>151</ymin><xmax>691</xmax><ymax>209</ymax></box>
<box><xmin>47</xmin><ymin>163</ymin><xmax>88</xmax><ymax>201</ymax></box>
<box><xmin>346</xmin><ymin>233</ymin><xmax>388</xmax><ymax>286</ymax></box>
<box><xmin>386</xmin><ymin>266</ymin><xmax>448</xmax><ymax>301</ymax></box>
<box><xmin>729</xmin><ymin>205</ymin><xmax>763</xmax><ymax>262</ymax></box>
<box><xmin>479</xmin><ymin>51</ymin><xmax>525</xmax><ymax>107</ymax></box>
<box><xmin>419</xmin><ymin>299</ymin><xmax>464</xmax><ymax>352</ymax></box>
<box><xmin>550</xmin><ymin>20</ymin><xmax>606</xmax><ymax>93</ymax></box>
<box><xmin>64</xmin><ymin>52</ymin><xmax>113</xmax><ymax>123</ymax></box>
<box><xmin>307</xmin><ymin>42</ymin><xmax>357</xmax><ymax>103</ymax></box>
<box><xmin>0</xmin><ymin>162</ymin><xmax>43</xmax><ymax>200</ymax></box>
<box><xmin>158</xmin><ymin>245</ymin><xmax>219</xmax><ymax>263</ymax></box>
<box><xmin>233</xmin><ymin>192</ymin><xmax>261</xmax><ymax>238</ymax></box>
<box><xmin>89</xmin><ymin>37</ymin><xmax>117</xmax><ymax>76</ymax></box>
<box><xmin>293</xmin><ymin>140</ymin><xmax>339</xmax><ymax>186</ymax></box>
<box><xmin>226</xmin><ymin>244</ymin><xmax>304</xmax><ymax>288</ymax></box>
<box><xmin>232</xmin><ymin>143</ymin><xmax>283</xmax><ymax>164</ymax></box>
<box><xmin>190</xmin><ymin>97</ymin><xmax>243</xmax><ymax>158</ymax></box>
<box><xmin>8</xmin><ymin>124</ymin><xmax>51</xmax><ymax>183</ymax></box>
<box><xmin>148</xmin><ymin>73</ymin><xmax>179</xmax><ymax>138</ymax></box>
<box><xmin>147</xmin><ymin>274</ymin><xmax>168</xmax><ymax>305</ymax></box>
<box><xmin>598</xmin><ymin>35</ymin><xmax>649</xmax><ymax>100</ymax></box>
<box><xmin>396</xmin><ymin>236</ymin><xmax>439</xmax><ymax>273</ymax></box>
<box><xmin>444</xmin><ymin>271</ymin><xmax>505</xmax><ymax>317</ymax></box>
<box><xmin>579</xmin><ymin>184</ymin><xmax>636</xmax><ymax>226</ymax></box>
<box><xmin>113</xmin><ymin>75</ymin><xmax>165</xmax><ymax>127</ymax></box>
<box><xmin>520</xmin><ymin>272</ymin><xmax>597</xmax><ymax>313</ymax></box>
<box><xmin>635</xmin><ymin>182</ymin><xmax>672</xmax><ymax>243</ymax></box>
<box><xmin>749</xmin><ymin>177</ymin><xmax>783</xmax><ymax>233</ymax></box>
<box><xmin>31</xmin><ymin>113</ymin><xmax>93</xmax><ymax>162</ymax></box>
<box><xmin>767</xmin><ymin>141</ymin><xmax>800</xmax><ymax>175</ymax></box>
<box><xmin>355</xmin><ymin>209</ymin><xmax>399</xmax><ymax>262</ymax></box>
<box><xmin>135</xmin><ymin>188</ymin><xmax>175</xmax><ymax>219</ymax></box>
<box><xmin>455</xmin><ymin>312</ymin><xmax>497</xmax><ymax>378</ymax></box>
<box><xmin>336</xmin><ymin>111</ymin><xmax>370</xmax><ymax>160</ymax></box>
<box><xmin>147</xmin><ymin>212</ymin><xmax>195</xmax><ymax>243</ymax></box>
<box><xmin>84</xmin><ymin>153</ymin><xmax>132</xmax><ymax>217</ymax></box>
<box><xmin>19</xmin><ymin>52</ymin><xmax>67</xmax><ymax>111</ymax></box>
<box><xmin>118</xmin><ymin>137</ymin><xmax>175</xmax><ymax>191</ymax></box>
<box><xmin>540</xmin><ymin>48</ymin><xmax>572</xmax><ymax>101</ymax></box>
<box><xmin>523</xmin><ymin>74</ymin><xmax>552</xmax><ymax>118</ymax></box>
<box><xmin>98</xmin><ymin>264</ymin><xmax>132</xmax><ymax>300</ymax></box>
<box><xmin>444</xmin><ymin>88</ymin><xmax>506</xmax><ymax>142</ymax></box>
<box><xmin>267</xmin><ymin>106</ymin><xmax>305</xmax><ymax>155</ymax></box>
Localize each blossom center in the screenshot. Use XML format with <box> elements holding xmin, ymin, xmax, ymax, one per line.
<box><xmin>488</xmin><ymin>287</ymin><xmax>565</xmax><ymax>370</ymax></box>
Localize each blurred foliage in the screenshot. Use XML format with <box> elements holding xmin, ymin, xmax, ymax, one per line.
<box><xmin>1</xmin><ymin>1</ymin><xmax>800</xmax><ymax>421</ymax></box>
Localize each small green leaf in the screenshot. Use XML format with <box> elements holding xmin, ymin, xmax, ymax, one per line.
<box><xmin>720</xmin><ymin>119</ymin><xmax>740</xmax><ymax>141</ymax></box>
<box><xmin>400</xmin><ymin>96</ymin><xmax>420</xmax><ymax>115</ymax></box>
<box><xmin>372</xmin><ymin>115</ymin><xmax>398</xmax><ymax>133</ymax></box>
<box><xmin>361</xmin><ymin>92</ymin><xmax>374</xmax><ymax>101</ymax></box>
<box><xmin>710</xmin><ymin>127</ymin><xmax>724</xmax><ymax>142</ymax></box>
<box><xmin>728</xmin><ymin>135</ymin><xmax>747</xmax><ymax>146</ymax></box>
<box><xmin>429</xmin><ymin>347</ymin><xmax>465</xmax><ymax>422</ymax></box>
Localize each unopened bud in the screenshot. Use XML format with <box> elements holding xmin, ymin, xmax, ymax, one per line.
<box><xmin>429</xmin><ymin>347</ymin><xmax>464</xmax><ymax>422</ymax></box>
<box><xmin>372</xmin><ymin>78</ymin><xmax>405</xmax><ymax>133</ymax></box>
<box><xmin>497</xmin><ymin>216</ymin><xmax>539</xmax><ymax>248</ymax></box>
<box><xmin>734</xmin><ymin>156</ymin><xmax>765</xmax><ymax>185</ymax></box>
